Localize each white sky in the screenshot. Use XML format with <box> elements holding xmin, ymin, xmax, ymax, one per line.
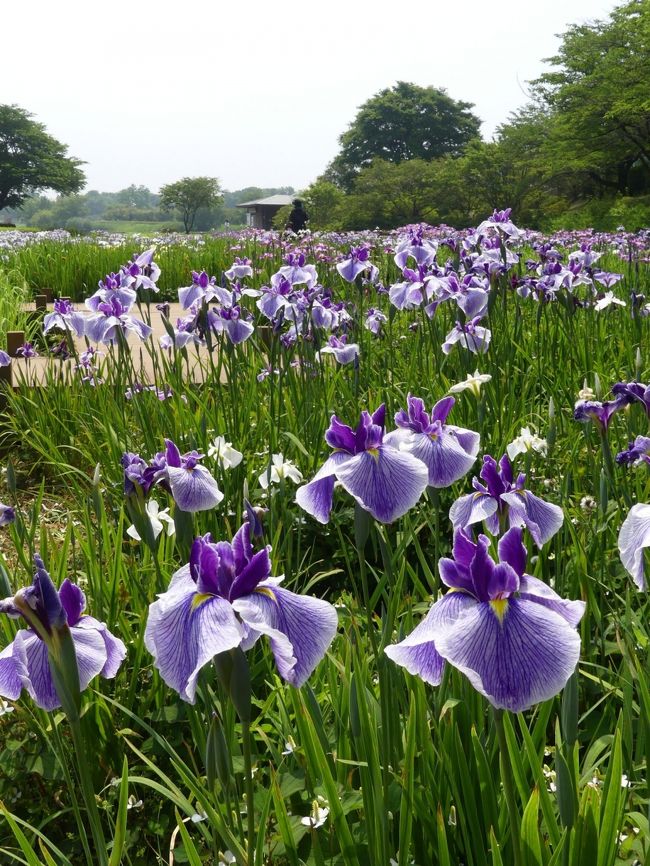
<box><xmin>3</xmin><ymin>0</ymin><xmax>616</xmax><ymax>194</ymax></box>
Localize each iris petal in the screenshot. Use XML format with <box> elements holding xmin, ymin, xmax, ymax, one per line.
<box><xmin>434</xmin><ymin>597</ymin><xmax>581</xmax><ymax>712</ymax></box>
<box><xmin>232</xmin><ymin>583</ymin><xmax>338</xmax><ymax>687</ymax></box>
<box><xmin>334</xmin><ymin>447</ymin><xmax>428</xmax><ymax>523</ymax></box>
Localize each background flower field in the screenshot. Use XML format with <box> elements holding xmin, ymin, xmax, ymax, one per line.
<box><xmin>0</xmin><ymin>219</ymin><xmax>648</xmax><ymax>866</ymax></box>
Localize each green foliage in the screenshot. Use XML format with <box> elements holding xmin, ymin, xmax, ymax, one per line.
<box><xmin>0</xmin><ymin>104</ymin><xmax>85</xmax><ymax>211</ymax></box>
<box><xmin>158</xmin><ymin>176</ymin><xmax>223</xmax><ymax>233</ymax></box>
<box><xmin>326</xmin><ymin>81</ymin><xmax>481</xmax><ymax>190</ymax></box>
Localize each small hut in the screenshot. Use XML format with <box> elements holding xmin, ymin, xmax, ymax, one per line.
<box><xmin>236</xmin><ymin>194</ymin><xmax>293</xmax><ymax>229</ymax></box>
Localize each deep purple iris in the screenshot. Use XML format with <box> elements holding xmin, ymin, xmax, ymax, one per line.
<box><xmin>0</xmin><ymin>556</ymin><xmax>126</xmax><ymax>711</ymax></box>
<box><xmin>385</xmin><ymin>527</ymin><xmax>584</xmax><ymax>712</ymax></box>
<box><xmin>449</xmin><ymin>454</ymin><xmax>563</xmax><ymax>547</ymax></box>
<box><xmin>295</xmin><ymin>405</ymin><xmax>429</xmax><ymax>523</ymax></box>
<box><xmin>384</xmin><ymin>395</ymin><xmax>479</xmax><ymax>488</ymax></box>
<box><xmin>144</xmin><ymin>521</ymin><xmax>338</xmax><ymax>702</ymax></box>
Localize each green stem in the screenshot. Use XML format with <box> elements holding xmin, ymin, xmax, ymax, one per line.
<box><xmin>493</xmin><ymin>709</ymin><xmax>523</xmax><ymax>866</ymax></box>
<box><xmin>242</xmin><ymin>720</ymin><xmax>255</xmax><ymax>866</ymax></box>
<box><xmin>68</xmin><ymin>716</ymin><xmax>109</xmax><ymax>866</ymax></box>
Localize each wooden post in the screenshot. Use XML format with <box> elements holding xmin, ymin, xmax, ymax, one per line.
<box><xmin>35</xmin><ymin>294</ymin><xmax>48</xmax><ymax>311</ymax></box>
<box><xmin>42</xmin><ymin>288</ymin><xmax>53</xmax><ymax>302</ymax></box>
<box><xmin>0</xmin><ymin>360</ymin><xmax>12</xmax><ymax>388</ymax></box>
<box><xmin>7</xmin><ymin>331</ymin><xmax>25</xmax><ymax>357</ymax></box>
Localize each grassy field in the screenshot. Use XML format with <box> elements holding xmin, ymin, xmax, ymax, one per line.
<box><xmin>0</xmin><ymin>222</ymin><xmax>647</xmax><ymax>866</ymax></box>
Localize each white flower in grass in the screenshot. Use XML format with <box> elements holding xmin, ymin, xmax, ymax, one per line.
<box><xmin>448</xmin><ymin>369</ymin><xmax>491</xmax><ymax>398</ymax></box>
<box><xmin>301</xmin><ymin>796</ymin><xmax>329</xmax><ymax>828</ymax></box>
<box><xmin>282</xmin><ymin>736</ymin><xmax>297</xmax><ymax>755</ymax></box>
<box><xmin>0</xmin><ymin>698</ymin><xmax>14</xmax><ymax>717</ymax></box>
<box><xmin>208</xmin><ymin>435</ymin><xmax>243</xmax><ymax>469</ymax></box>
<box><xmin>578</xmin><ymin>382</ymin><xmax>595</xmax><ymax>401</ymax></box>
<box><xmin>506</xmin><ymin>426</ymin><xmax>548</xmax><ymax>461</ymax></box>
<box><xmin>258</xmin><ymin>454</ymin><xmax>303</xmax><ymax>489</ymax></box>
<box><xmin>218</xmin><ymin>852</ymin><xmax>236</xmax><ymax>866</ymax></box>
<box><xmin>594</xmin><ymin>291</ymin><xmax>626</xmax><ymax>311</ymax></box>
<box><xmin>126</xmin><ymin>499</ymin><xmax>175</xmax><ymax>542</ymax></box>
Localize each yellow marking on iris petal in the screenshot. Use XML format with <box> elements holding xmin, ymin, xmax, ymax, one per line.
<box><xmin>192</xmin><ymin>593</ymin><xmax>213</xmax><ymax>609</ymax></box>
<box><xmin>255</xmin><ymin>587</ymin><xmax>278</xmax><ymax>603</ymax></box>
<box><xmin>490</xmin><ymin>598</ymin><xmax>509</xmax><ymax>623</ymax></box>
<box><xmin>367</xmin><ymin>448</ymin><xmax>380</xmax><ymax>461</ymax></box>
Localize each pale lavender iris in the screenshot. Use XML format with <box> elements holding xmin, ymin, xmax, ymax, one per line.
<box><xmin>295</xmin><ymin>405</ymin><xmax>429</xmax><ymax>524</ymax></box>
<box><xmin>16</xmin><ymin>342</ymin><xmax>38</xmax><ymax>358</ymax></box>
<box><xmin>450</xmin><ymin>454</ymin><xmax>563</xmax><ymax>547</ymax></box>
<box><xmin>85</xmin><ymin>296</ymin><xmax>152</xmax><ymax>345</ymax></box>
<box><xmin>224</xmin><ymin>258</ymin><xmax>254</xmax><ymax>282</ymax></box>
<box><xmin>178</xmin><ymin>270</ymin><xmax>229</xmax><ymax>310</ymax></box>
<box><xmin>274</xmin><ymin>253</ymin><xmax>318</xmax><ymax>289</ymax></box>
<box><xmin>209</xmin><ymin>305</ymin><xmax>254</xmax><ymax>344</ymax></box>
<box><xmin>43</xmin><ymin>299</ymin><xmax>86</xmax><ymax>338</ymax></box>
<box><xmin>385</xmin><ymin>528</ymin><xmax>584</xmax><ymax>711</ymax></box>
<box><xmin>394</xmin><ymin>228</ymin><xmax>438</xmax><ymax>270</ymax></box>
<box><xmin>365</xmin><ymin>308</ymin><xmax>387</xmax><ymax>335</ymax></box>
<box><xmin>0</xmin><ymin>557</ymin><xmax>126</xmax><ymax>711</ymax></box>
<box><xmin>618</xmin><ymin>503</ymin><xmax>650</xmax><ymax>590</ymax></box>
<box><xmin>336</xmin><ymin>246</ymin><xmax>377</xmax><ymax>283</ymax></box>
<box><xmin>162</xmin><ymin>439</ymin><xmax>224</xmax><ymax>511</ymax></box>
<box><xmin>442</xmin><ymin>317</ymin><xmax>491</xmax><ymax>355</ymax></box>
<box><xmin>384</xmin><ymin>395</ymin><xmax>479</xmax><ymax>488</ymax></box>
<box><xmin>0</xmin><ymin>350</ymin><xmax>10</xmax><ymax>367</ymax></box>
<box><xmin>316</xmin><ymin>335</ymin><xmax>359</xmax><ymax>365</ymax></box>
<box><xmin>144</xmin><ymin>521</ymin><xmax>338</xmax><ymax>702</ymax></box>
<box><xmin>86</xmin><ymin>271</ymin><xmax>137</xmax><ymax>312</ymax></box>
<box><xmin>123</xmin><ymin>248</ymin><xmax>160</xmax><ymax>291</ymax></box>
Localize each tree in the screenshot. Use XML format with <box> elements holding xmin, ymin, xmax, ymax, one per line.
<box><xmin>339</xmin><ymin>159</ymin><xmax>440</xmax><ymax>229</ymax></box>
<box><xmin>326</xmin><ymin>82</ymin><xmax>481</xmax><ymax>190</ymax></box>
<box><xmin>532</xmin><ymin>0</ymin><xmax>650</xmax><ymax>197</ymax></box>
<box><xmin>0</xmin><ymin>105</ymin><xmax>85</xmax><ymax>211</ymax></box>
<box><xmin>159</xmin><ymin>176</ymin><xmax>223</xmax><ymax>232</ymax></box>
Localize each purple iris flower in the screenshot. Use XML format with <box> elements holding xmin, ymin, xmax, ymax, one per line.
<box><xmin>85</xmin><ymin>296</ymin><xmax>152</xmax><ymax>345</ymax></box>
<box><xmin>0</xmin><ymin>503</ymin><xmax>15</xmax><ymax>526</ymax></box>
<box><xmin>295</xmin><ymin>405</ymin><xmax>429</xmax><ymax>524</ymax></box>
<box><xmin>426</xmin><ymin>272</ymin><xmax>489</xmax><ymax>319</ymax></box>
<box><xmin>336</xmin><ymin>247</ymin><xmax>377</xmax><ymax>283</ymax></box>
<box><xmin>618</xmin><ymin>503</ymin><xmax>650</xmax><ymax>590</ymax></box>
<box><xmin>0</xmin><ymin>557</ymin><xmax>126</xmax><ymax>711</ymax></box>
<box><xmin>611</xmin><ymin>381</ymin><xmax>650</xmax><ymax>418</ymax></box>
<box><xmin>311</xmin><ymin>298</ymin><xmax>339</xmax><ymax>331</ymax></box>
<box><xmin>209</xmin><ymin>305</ymin><xmax>254</xmax><ymax>344</ymax></box>
<box><xmin>178</xmin><ymin>271</ymin><xmax>229</xmax><ymax>310</ymax></box>
<box><xmin>224</xmin><ymin>258</ymin><xmax>254</xmax><ymax>282</ymax></box>
<box><xmin>449</xmin><ymin>454</ymin><xmax>563</xmax><ymax>547</ymax></box>
<box><xmin>389</xmin><ymin>265</ymin><xmax>435</xmax><ymax>311</ymax></box>
<box><xmin>257</xmin><ymin>276</ymin><xmax>295</xmax><ymax>321</ymax></box>
<box><xmin>365</xmin><ymin>308</ymin><xmax>387</xmax><ymax>335</ymax></box>
<box><xmin>86</xmin><ymin>272</ymin><xmax>137</xmax><ymax>312</ymax></box>
<box><xmin>122</xmin><ymin>248</ymin><xmax>160</xmax><ymax>291</ymax></box>
<box><xmin>16</xmin><ymin>342</ymin><xmax>38</xmax><ymax>358</ymax></box>
<box><xmin>384</xmin><ymin>396</ymin><xmax>479</xmax><ymax>488</ymax></box>
<box><xmin>162</xmin><ymin>439</ymin><xmax>224</xmax><ymax>511</ymax></box>
<box><xmin>144</xmin><ymin>521</ymin><xmax>338</xmax><ymax>702</ymax></box>
<box><xmin>316</xmin><ymin>335</ymin><xmax>359</xmax><ymax>365</ymax></box>
<box><xmin>43</xmin><ymin>299</ymin><xmax>86</xmax><ymax>338</ymax></box>
<box><xmin>442</xmin><ymin>317</ymin><xmax>491</xmax><ymax>355</ymax></box>
<box><xmin>593</xmin><ymin>271</ymin><xmax>623</xmax><ymax>289</ymax></box>
<box><xmin>274</xmin><ymin>253</ymin><xmax>318</xmax><ymax>289</ymax></box>
<box><xmin>0</xmin><ymin>350</ymin><xmax>10</xmax><ymax>367</ymax></box>
<box><xmin>616</xmin><ymin>436</ymin><xmax>650</xmax><ymax>467</ymax></box>
<box><xmin>573</xmin><ymin>397</ymin><xmax>626</xmax><ymax>431</ymax></box>
<box><xmin>385</xmin><ymin>528</ymin><xmax>584</xmax><ymax>712</ymax></box>
<box><xmin>473</xmin><ymin>208</ymin><xmax>525</xmax><ymax>243</ymax></box>
<box><xmin>393</xmin><ymin>228</ymin><xmax>438</xmax><ymax>270</ymax></box>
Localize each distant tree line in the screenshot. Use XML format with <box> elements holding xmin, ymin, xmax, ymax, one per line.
<box><xmin>3</xmin><ymin>183</ymin><xmax>295</xmax><ymax>233</ymax></box>
<box><xmin>303</xmin><ymin>0</ymin><xmax>650</xmax><ymax>232</ymax></box>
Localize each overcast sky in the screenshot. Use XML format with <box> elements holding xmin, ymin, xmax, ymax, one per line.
<box><xmin>3</xmin><ymin>0</ymin><xmax>616</xmax><ymax>194</ymax></box>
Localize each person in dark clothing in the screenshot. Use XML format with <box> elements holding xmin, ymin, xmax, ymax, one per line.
<box><xmin>287</xmin><ymin>199</ymin><xmax>309</xmax><ymax>232</ymax></box>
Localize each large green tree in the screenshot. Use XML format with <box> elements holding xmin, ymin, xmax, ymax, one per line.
<box><xmin>159</xmin><ymin>176</ymin><xmax>223</xmax><ymax>232</ymax></box>
<box><xmin>0</xmin><ymin>105</ymin><xmax>85</xmax><ymax>211</ymax></box>
<box><xmin>532</xmin><ymin>0</ymin><xmax>650</xmax><ymax>196</ymax></box>
<box><xmin>326</xmin><ymin>81</ymin><xmax>481</xmax><ymax>190</ymax></box>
